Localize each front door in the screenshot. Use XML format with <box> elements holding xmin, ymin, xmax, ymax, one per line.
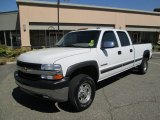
<box><xmin>97</xmin><ymin>30</ymin><xmax>123</xmax><ymax>81</ymax></box>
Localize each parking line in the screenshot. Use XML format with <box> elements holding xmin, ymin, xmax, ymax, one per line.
<box><xmin>152</xmin><ymin>57</ymin><xmax>160</xmax><ymax>59</ymax></box>
<box><xmin>149</xmin><ymin>62</ymin><xmax>160</xmax><ymax>66</ymax></box>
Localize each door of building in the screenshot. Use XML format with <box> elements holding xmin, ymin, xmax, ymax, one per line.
<box><xmin>132</xmin><ymin>32</ymin><xmax>140</xmax><ymax>43</ymax></box>
<box><xmin>48</xmin><ymin>31</ymin><xmax>63</xmax><ymax>47</ymax></box>
<box><xmin>48</xmin><ymin>32</ymin><xmax>57</xmax><ymax>47</ymax></box>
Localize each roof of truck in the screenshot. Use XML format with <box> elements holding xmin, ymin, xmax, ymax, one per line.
<box><xmin>74</xmin><ymin>28</ymin><xmax>126</xmax><ymax>32</ymax></box>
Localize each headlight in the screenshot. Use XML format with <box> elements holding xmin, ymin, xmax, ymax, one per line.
<box><xmin>41</xmin><ymin>64</ymin><xmax>62</xmax><ymax>72</ymax></box>
<box><xmin>41</xmin><ymin>64</ymin><xmax>63</xmax><ymax>80</ymax></box>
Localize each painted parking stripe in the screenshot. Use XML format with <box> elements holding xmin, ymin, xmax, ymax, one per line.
<box><xmin>149</xmin><ymin>62</ymin><xmax>160</xmax><ymax>66</ymax></box>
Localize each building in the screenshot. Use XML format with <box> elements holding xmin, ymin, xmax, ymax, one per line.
<box><xmin>0</xmin><ymin>0</ymin><xmax>160</xmax><ymax>48</ymax></box>
<box><xmin>0</xmin><ymin>11</ymin><xmax>20</xmax><ymax>47</ymax></box>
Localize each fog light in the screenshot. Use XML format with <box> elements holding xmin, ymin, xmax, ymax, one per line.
<box><xmin>46</xmin><ymin>76</ymin><xmax>53</xmax><ymax>80</ymax></box>
<box><xmin>41</xmin><ymin>75</ymin><xmax>53</xmax><ymax>80</ymax></box>
<box><xmin>41</xmin><ymin>75</ymin><xmax>46</xmax><ymax>79</ymax></box>
<box><xmin>41</xmin><ymin>74</ymin><xmax>63</xmax><ymax>80</ymax></box>
<box><xmin>15</xmin><ymin>72</ymin><xmax>18</xmax><ymax>77</ymax></box>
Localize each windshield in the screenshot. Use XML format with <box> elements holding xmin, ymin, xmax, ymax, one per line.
<box><xmin>56</xmin><ymin>30</ymin><xmax>101</xmax><ymax>48</ymax></box>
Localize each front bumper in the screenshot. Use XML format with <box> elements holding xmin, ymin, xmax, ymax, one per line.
<box><xmin>14</xmin><ymin>71</ymin><xmax>69</xmax><ymax>102</ymax></box>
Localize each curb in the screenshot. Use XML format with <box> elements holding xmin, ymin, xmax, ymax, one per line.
<box><xmin>152</xmin><ymin>52</ymin><xmax>160</xmax><ymax>54</ymax></box>
<box><xmin>6</xmin><ymin>62</ymin><xmax>16</xmax><ymax>64</ymax></box>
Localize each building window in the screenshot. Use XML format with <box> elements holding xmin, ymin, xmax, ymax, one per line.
<box><xmin>30</xmin><ymin>30</ymin><xmax>64</xmax><ymax>48</ymax></box>
<box><xmin>129</xmin><ymin>31</ymin><xmax>159</xmax><ymax>44</ymax></box>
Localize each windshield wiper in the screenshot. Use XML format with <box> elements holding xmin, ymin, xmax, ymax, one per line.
<box><xmin>56</xmin><ymin>44</ymin><xmax>89</xmax><ymax>48</ymax></box>
<box><xmin>63</xmin><ymin>44</ymin><xmax>76</xmax><ymax>47</ymax></box>
<box><xmin>55</xmin><ymin>45</ymin><xmax>61</xmax><ymax>47</ymax></box>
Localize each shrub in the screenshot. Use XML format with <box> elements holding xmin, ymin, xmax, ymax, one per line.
<box><xmin>6</xmin><ymin>49</ymin><xmax>17</xmax><ymax>57</ymax></box>
<box><xmin>153</xmin><ymin>44</ymin><xmax>160</xmax><ymax>52</ymax></box>
<box><xmin>0</xmin><ymin>47</ymin><xmax>6</xmax><ymax>57</ymax></box>
<box><xmin>0</xmin><ymin>45</ymin><xmax>31</xmax><ymax>57</ymax></box>
<box><xmin>0</xmin><ymin>45</ymin><xmax>7</xmax><ymax>49</ymax></box>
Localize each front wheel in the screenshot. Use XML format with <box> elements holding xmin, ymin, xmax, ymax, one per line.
<box><xmin>68</xmin><ymin>74</ymin><xmax>96</xmax><ymax>111</ymax></box>
<box><xmin>138</xmin><ymin>58</ymin><xmax>148</xmax><ymax>74</ymax></box>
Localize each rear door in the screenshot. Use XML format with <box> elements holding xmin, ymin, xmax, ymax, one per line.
<box><xmin>116</xmin><ymin>31</ymin><xmax>134</xmax><ymax>70</ymax></box>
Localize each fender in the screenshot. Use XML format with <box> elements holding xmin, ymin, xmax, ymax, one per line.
<box><xmin>65</xmin><ymin>60</ymin><xmax>99</xmax><ymax>79</ymax></box>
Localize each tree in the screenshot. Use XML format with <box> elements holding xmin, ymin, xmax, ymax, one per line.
<box><xmin>154</xmin><ymin>8</ymin><xmax>160</xmax><ymax>12</ymax></box>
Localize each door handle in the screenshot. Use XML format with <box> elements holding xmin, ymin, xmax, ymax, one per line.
<box><xmin>130</xmin><ymin>49</ymin><xmax>133</xmax><ymax>52</ymax></box>
<box><xmin>118</xmin><ymin>51</ymin><xmax>122</xmax><ymax>55</ymax></box>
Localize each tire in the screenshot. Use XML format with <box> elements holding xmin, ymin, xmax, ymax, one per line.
<box><xmin>68</xmin><ymin>74</ymin><xmax>96</xmax><ymax>111</ymax></box>
<box><xmin>138</xmin><ymin>58</ymin><xmax>148</xmax><ymax>74</ymax></box>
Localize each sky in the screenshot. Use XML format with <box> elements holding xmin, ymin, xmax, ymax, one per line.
<box><xmin>0</xmin><ymin>0</ymin><xmax>160</xmax><ymax>12</ymax></box>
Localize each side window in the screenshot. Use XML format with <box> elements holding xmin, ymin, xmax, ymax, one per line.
<box><xmin>102</xmin><ymin>31</ymin><xmax>118</xmax><ymax>47</ymax></box>
<box><xmin>117</xmin><ymin>31</ymin><xmax>130</xmax><ymax>46</ymax></box>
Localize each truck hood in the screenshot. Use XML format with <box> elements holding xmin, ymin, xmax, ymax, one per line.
<box><xmin>18</xmin><ymin>47</ymin><xmax>90</xmax><ymax>64</ymax></box>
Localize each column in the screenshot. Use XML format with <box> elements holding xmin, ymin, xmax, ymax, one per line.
<box><xmin>10</xmin><ymin>31</ymin><xmax>13</xmax><ymax>48</ymax></box>
<box><xmin>19</xmin><ymin>5</ymin><xmax>31</xmax><ymax>48</ymax></box>
<box><xmin>158</xmin><ymin>32</ymin><xmax>160</xmax><ymax>44</ymax></box>
<box><xmin>3</xmin><ymin>31</ymin><xmax>7</xmax><ymax>46</ymax></box>
<box><xmin>115</xmin><ymin>13</ymin><xmax>126</xmax><ymax>30</ymax></box>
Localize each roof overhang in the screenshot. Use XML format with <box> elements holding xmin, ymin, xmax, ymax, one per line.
<box><xmin>16</xmin><ymin>0</ymin><xmax>160</xmax><ymax>16</ymax></box>
<box><xmin>127</xmin><ymin>25</ymin><xmax>160</xmax><ymax>32</ymax></box>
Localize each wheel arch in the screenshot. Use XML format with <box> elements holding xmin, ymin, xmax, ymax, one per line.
<box><xmin>65</xmin><ymin>61</ymin><xmax>99</xmax><ymax>83</ymax></box>
<box><xmin>143</xmin><ymin>50</ymin><xmax>150</xmax><ymax>60</ymax></box>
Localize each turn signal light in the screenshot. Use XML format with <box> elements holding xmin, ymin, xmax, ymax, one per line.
<box><xmin>53</xmin><ymin>74</ymin><xmax>63</xmax><ymax>80</ymax></box>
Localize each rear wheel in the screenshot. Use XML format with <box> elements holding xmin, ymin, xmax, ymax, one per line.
<box><xmin>138</xmin><ymin>58</ymin><xmax>148</xmax><ymax>74</ymax></box>
<box><xmin>68</xmin><ymin>74</ymin><xmax>96</xmax><ymax>111</ymax></box>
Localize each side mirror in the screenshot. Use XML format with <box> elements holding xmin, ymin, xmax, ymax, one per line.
<box><xmin>101</xmin><ymin>41</ymin><xmax>115</xmax><ymax>49</ymax></box>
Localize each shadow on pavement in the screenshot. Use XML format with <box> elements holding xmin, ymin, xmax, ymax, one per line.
<box><xmin>96</xmin><ymin>70</ymin><xmax>131</xmax><ymax>90</ymax></box>
<box><xmin>96</xmin><ymin>69</ymin><xmax>141</xmax><ymax>90</ymax></box>
<box><xmin>12</xmin><ymin>87</ymin><xmax>60</xmax><ymax>113</ymax></box>
<box><xmin>57</xmin><ymin>102</ymin><xmax>78</xmax><ymax>113</ymax></box>
<box><xmin>12</xmin><ymin>69</ymin><xmax>140</xmax><ymax>113</ymax></box>
<box><xmin>12</xmin><ymin>87</ymin><xmax>77</xmax><ymax>113</ymax></box>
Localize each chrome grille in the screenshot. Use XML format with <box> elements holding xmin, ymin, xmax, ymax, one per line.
<box><xmin>17</xmin><ymin>61</ymin><xmax>41</xmax><ymax>70</ymax></box>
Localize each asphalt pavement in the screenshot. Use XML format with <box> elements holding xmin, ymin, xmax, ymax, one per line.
<box><xmin>0</xmin><ymin>53</ymin><xmax>160</xmax><ymax>120</ymax></box>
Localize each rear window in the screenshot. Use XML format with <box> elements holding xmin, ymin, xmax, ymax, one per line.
<box><xmin>117</xmin><ymin>31</ymin><xmax>130</xmax><ymax>46</ymax></box>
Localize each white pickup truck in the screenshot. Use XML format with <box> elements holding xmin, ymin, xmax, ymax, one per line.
<box><xmin>15</xmin><ymin>28</ymin><xmax>152</xmax><ymax>111</ymax></box>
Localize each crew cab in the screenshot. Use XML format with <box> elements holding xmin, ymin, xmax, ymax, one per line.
<box><xmin>14</xmin><ymin>28</ymin><xmax>152</xmax><ymax>111</ymax></box>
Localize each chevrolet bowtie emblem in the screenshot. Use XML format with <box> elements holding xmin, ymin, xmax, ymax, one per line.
<box><xmin>22</xmin><ymin>67</ymin><xmax>27</xmax><ymax>72</ymax></box>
